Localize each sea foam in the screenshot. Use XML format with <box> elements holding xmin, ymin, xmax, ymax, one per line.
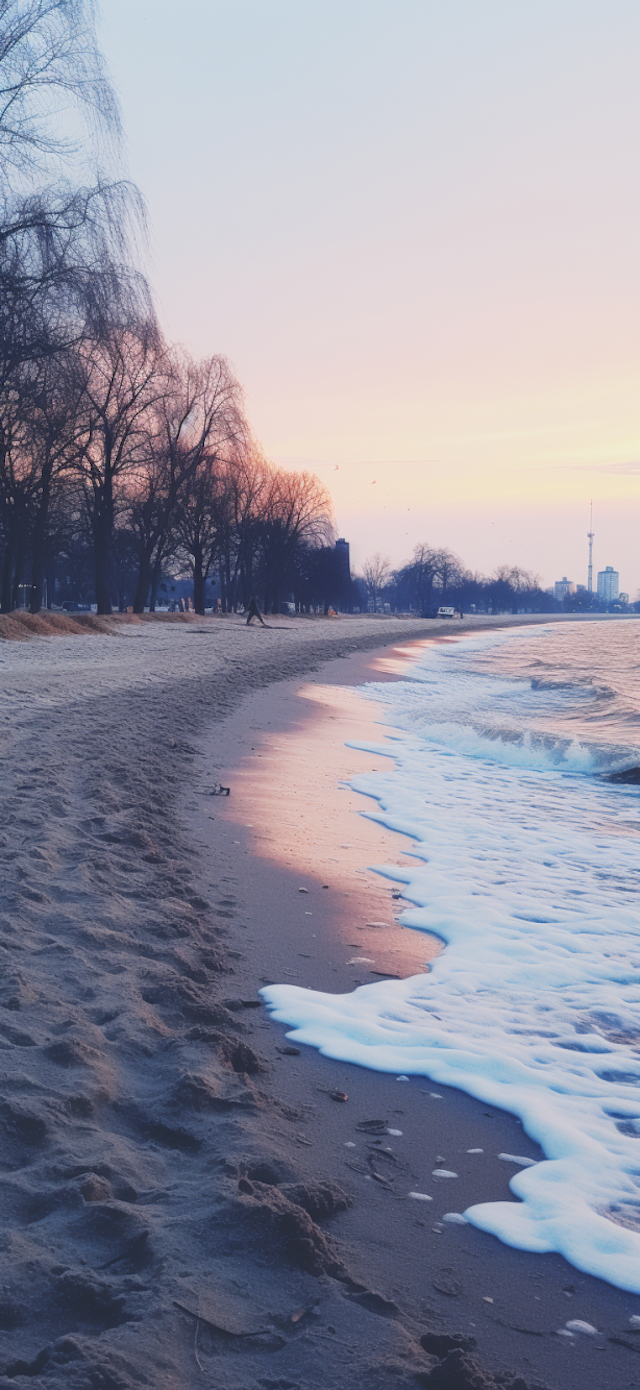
<box><xmin>262</xmin><ymin>628</ymin><xmax>640</xmax><ymax>1293</ymax></box>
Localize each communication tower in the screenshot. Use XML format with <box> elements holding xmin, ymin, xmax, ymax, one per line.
<box><xmin>587</xmin><ymin>500</ymin><xmax>594</xmax><ymax>593</ymax></box>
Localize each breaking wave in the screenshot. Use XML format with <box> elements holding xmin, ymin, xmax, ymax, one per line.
<box><xmin>262</xmin><ymin>622</ymin><xmax>640</xmax><ymax>1292</ymax></box>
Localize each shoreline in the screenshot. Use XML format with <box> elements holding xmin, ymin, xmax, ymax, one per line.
<box><xmin>182</xmin><ymin>631</ymin><xmax>640</xmax><ymax>1390</ymax></box>
<box><xmin>0</xmin><ymin>605</ymin><xmax>635</xmax><ymax>644</ymax></box>
<box><xmin>0</xmin><ymin>616</ymin><xmax>637</xmax><ymax>1389</ymax></box>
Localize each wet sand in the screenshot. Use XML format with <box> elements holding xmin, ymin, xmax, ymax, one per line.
<box><xmin>181</xmin><ymin>637</ymin><xmax>640</xmax><ymax>1390</ymax></box>
<box><xmin>1</xmin><ymin>612</ymin><xmax>638</xmax><ymax>1390</ymax></box>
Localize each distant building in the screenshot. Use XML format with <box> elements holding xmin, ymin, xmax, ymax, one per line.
<box><xmin>554</xmin><ymin>576</ymin><xmax>575</xmax><ymax>601</ymax></box>
<box><xmin>597</xmin><ymin>566</ymin><xmax>619</xmax><ymax>602</ymax></box>
<box><xmin>334</xmin><ymin>537</ymin><xmax>351</xmax><ymax>582</ymax></box>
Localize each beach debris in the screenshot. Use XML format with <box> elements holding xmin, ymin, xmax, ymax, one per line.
<box><xmin>372</xmin><ymin>970</ymin><xmax>401</xmax><ymax>978</ymax></box>
<box><xmin>344</xmin><ymin>1288</ymin><xmax>400</xmax><ymax>1318</ymax></box>
<box><xmin>630</xmin><ymin>1315</ymin><xmax>640</xmax><ymax>1327</ymax></box>
<box><xmin>347</xmin><ymin>956</ymin><xmax>374</xmax><ymax>965</ymax></box>
<box><xmin>277</xmin><ymin>1045</ymin><xmax>300</xmax><ymax>1056</ymax></box>
<box><xmin>498</xmin><ymin>1153</ymin><xmax>536</xmax><ymax>1166</ymax></box>
<box><xmin>295</xmin><ymin>1134</ymin><xmax>313</xmax><ymax>1146</ymax></box>
<box><xmin>566</xmin><ymin>1319</ymin><xmax>598</xmax><ymax>1335</ymax></box>
<box><xmin>173</xmin><ymin>1300</ymin><xmax>269</xmax><ymax>1338</ymax></box>
<box><xmin>367</xmin><ymin>921</ymin><xmax>387</xmax><ymax>927</ymax></box>
<box><xmin>483</xmin><ymin>1297</ymin><xmax>494</xmax><ymax>1304</ymax></box>
<box><xmin>355</xmin><ymin>1119</ymin><xmax>388</xmax><ymax>1134</ymax></box>
<box><xmin>430</xmin><ymin>1092</ymin><xmax>443</xmax><ymax>1099</ymax></box>
<box><xmin>298</xmin><ymin>886</ymin><xmax>309</xmax><ymax>893</ymax></box>
<box><xmin>371</xmin><ymin>1170</ymin><xmax>393</xmax><ymax>1187</ymax></box>
<box><xmin>387</xmin><ymin>1128</ymin><xmax>403</xmax><ymax>1136</ymax></box>
<box><xmin>367</xmin><ymin>1143</ymin><xmax>398</xmax><ymax>1164</ymax></box>
<box><xmin>210</xmin><ymin>784</ymin><xmax>230</xmax><ymax>796</ymax></box>
<box><xmin>396</xmin><ymin>1075</ymin><xmax>410</xmax><ymax>1081</ymax></box>
<box><xmin>345</xmin><ymin>1141</ymin><xmax>356</xmax><ymax>1148</ymax></box>
<box><xmin>289</xmin><ymin>1305</ymin><xmax>315</xmax><ymax>1325</ymax></box>
<box><xmin>322</xmin><ymin>884</ymin><xmax>329</xmax><ymax>888</ymax></box>
<box><xmin>610</xmin><ymin>1334</ymin><xmax>640</xmax><ymax>1352</ymax></box>
<box><xmin>432</xmin><ymin>1275</ymin><xmax>462</xmax><ymax>1297</ymax></box>
<box><xmin>433</xmin><ymin>1169</ymin><xmax>458</xmax><ymax>1178</ymax></box>
<box><xmin>317</xmin><ymin>1085</ymin><xmax>348</xmax><ymax>1102</ymax></box>
<box><xmin>442</xmin><ymin>1212</ymin><xmax>468</xmax><ymax>1224</ymax></box>
<box><xmin>557</xmin><ymin>1328</ymin><xmax>575</xmax><ymax>1338</ymax></box>
<box><xmin>467</xmin><ymin>1148</ymin><xmax>483</xmax><ymax>1154</ymax></box>
<box><xmin>409</xmin><ymin>1191</ymin><xmax>433</xmax><ymax>1202</ymax></box>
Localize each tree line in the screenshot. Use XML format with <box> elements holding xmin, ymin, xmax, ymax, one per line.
<box><xmin>0</xmin><ymin>0</ymin><xmax>339</xmax><ymax>616</ymax></box>
<box><xmin>361</xmin><ymin>547</ymin><xmax>557</xmax><ymax>615</ymax></box>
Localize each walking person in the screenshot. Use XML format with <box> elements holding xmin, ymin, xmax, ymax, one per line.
<box><xmin>246</xmin><ymin>595</ymin><xmax>266</xmax><ymax>626</ymax></box>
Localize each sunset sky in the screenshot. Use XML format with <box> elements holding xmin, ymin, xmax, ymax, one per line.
<box><xmin>100</xmin><ymin>0</ymin><xmax>639</xmax><ymax>592</ymax></box>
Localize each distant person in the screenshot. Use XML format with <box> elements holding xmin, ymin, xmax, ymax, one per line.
<box><xmin>246</xmin><ymin>595</ymin><xmax>266</xmax><ymax>626</ymax></box>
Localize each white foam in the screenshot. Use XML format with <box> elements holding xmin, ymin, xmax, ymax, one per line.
<box><xmin>262</xmin><ymin>627</ymin><xmax>640</xmax><ymax>1294</ymax></box>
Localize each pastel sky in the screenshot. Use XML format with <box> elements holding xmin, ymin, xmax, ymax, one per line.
<box><xmin>99</xmin><ymin>0</ymin><xmax>639</xmax><ymax>591</ymax></box>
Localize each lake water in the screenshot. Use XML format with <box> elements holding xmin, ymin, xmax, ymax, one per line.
<box><xmin>262</xmin><ymin>620</ymin><xmax>640</xmax><ymax>1292</ymax></box>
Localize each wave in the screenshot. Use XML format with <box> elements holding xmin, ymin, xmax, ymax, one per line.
<box><xmin>353</xmin><ymin>724</ymin><xmax>603</xmax><ymax>774</ymax></box>
<box><xmin>262</xmin><ymin>626</ymin><xmax>640</xmax><ymax>1293</ymax></box>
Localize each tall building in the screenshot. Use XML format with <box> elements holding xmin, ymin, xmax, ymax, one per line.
<box><xmin>597</xmin><ymin>566</ymin><xmax>619</xmax><ymax>602</ymax></box>
<box><xmin>554</xmin><ymin>576</ymin><xmax>575</xmax><ymax>601</ymax></box>
<box><xmin>334</xmin><ymin>537</ymin><xmax>351</xmax><ymax>582</ymax></box>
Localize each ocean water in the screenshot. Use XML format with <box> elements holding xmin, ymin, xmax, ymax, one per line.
<box><xmin>262</xmin><ymin>619</ymin><xmax>640</xmax><ymax>1293</ymax></box>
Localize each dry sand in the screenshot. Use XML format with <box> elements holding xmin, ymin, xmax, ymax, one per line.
<box><xmin>0</xmin><ymin>612</ymin><xmax>636</xmax><ymax>1390</ymax></box>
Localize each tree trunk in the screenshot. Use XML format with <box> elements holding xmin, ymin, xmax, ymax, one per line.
<box><xmin>133</xmin><ymin>554</ymin><xmax>152</xmax><ymax>613</ymax></box>
<box><xmin>190</xmin><ymin>539</ymin><xmax>206</xmax><ymax>616</ymax></box>
<box><xmin>1</xmin><ymin>533</ymin><xmax>15</xmax><ymax>613</ymax></box>
<box><xmin>149</xmin><ymin>557</ymin><xmax>162</xmax><ymax>612</ymax></box>
<box><xmin>218</xmin><ymin>559</ymin><xmax>227</xmax><ymax>612</ymax></box>
<box><xmin>93</xmin><ymin>507</ymin><xmax>113</xmax><ymax>613</ymax></box>
<box><xmin>92</xmin><ymin>478</ymin><xmax>114</xmax><ymax>615</ymax></box>
<box><xmin>29</xmin><ymin>467</ymin><xmax>52</xmax><ymax>613</ymax></box>
<box><xmin>11</xmin><ymin>542</ymin><xmax>25</xmax><ymax>610</ymax></box>
<box><xmin>193</xmin><ymin>562</ymin><xmax>206</xmax><ymax>615</ymax></box>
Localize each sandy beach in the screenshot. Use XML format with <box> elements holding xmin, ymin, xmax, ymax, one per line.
<box><xmin>1</xmin><ymin>612</ymin><xmax>637</xmax><ymax>1390</ymax></box>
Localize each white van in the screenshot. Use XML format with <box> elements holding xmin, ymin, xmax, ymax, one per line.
<box><xmin>436</xmin><ymin>606</ymin><xmax>457</xmax><ymax>618</ymax></box>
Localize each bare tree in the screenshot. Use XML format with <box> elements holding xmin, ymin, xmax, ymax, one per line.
<box><xmin>259</xmin><ymin>467</ymin><xmax>334</xmax><ymax>614</ymax></box>
<box><xmin>127</xmin><ymin>351</ymin><xmax>242</xmax><ymax>612</ymax></box>
<box><xmin>26</xmin><ymin>347</ymin><xmax>85</xmax><ymax>610</ymax></box>
<box><xmin>0</xmin><ymin>0</ymin><xmax>121</xmax><ymax>187</ymax></box>
<box><xmin>221</xmin><ymin>443</ymin><xmax>270</xmax><ymax>608</ymax></box>
<box><xmin>174</xmin><ymin>453</ymin><xmax>232</xmax><ymax>615</ymax></box>
<box><xmin>362</xmin><ymin>552</ymin><xmax>391</xmax><ymax>612</ymax></box>
<box><xmin>73</xmin><ymin>322</ymin><xmax>163</xmax><ymax>613</ymax></box>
